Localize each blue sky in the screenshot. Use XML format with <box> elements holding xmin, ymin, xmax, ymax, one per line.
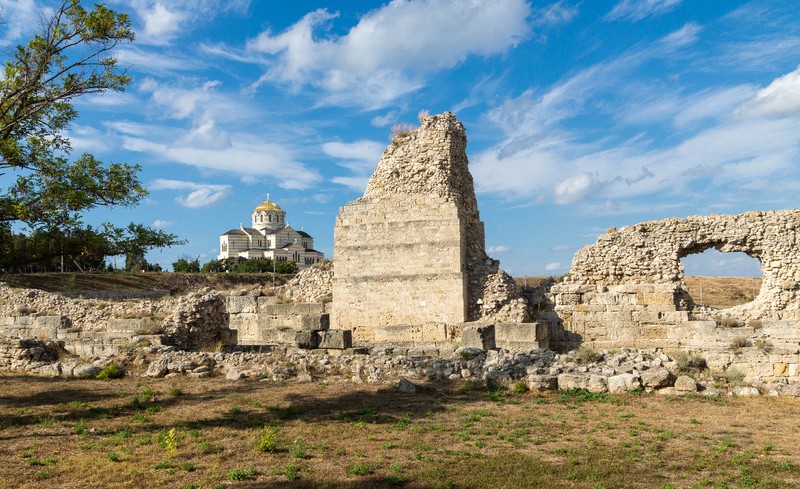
<box><xmin>3</xmin><ymin>0</ymin><xmax>799</xmax><ymax>276</ymax></box>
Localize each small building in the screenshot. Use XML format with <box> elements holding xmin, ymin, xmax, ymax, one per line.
<box><xmin>217</xmin><ymin>195</ymin><xmax>325</xmax><ymax>269</ymax></box>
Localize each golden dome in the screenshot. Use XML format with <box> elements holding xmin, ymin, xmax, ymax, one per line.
<box><xmin>253</xmin><ymin>195</ymin><xmax>283</xmax><ymax>213</ymax></box>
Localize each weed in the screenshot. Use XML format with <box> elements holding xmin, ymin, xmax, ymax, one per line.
<box><xmin>558</xmin><ymin>389</ymin><xmax>618</xmax><ymax>404</ymax></box>
<box><xmin>227</xmin><ymin>467</ymin><xmax>258</xmax><ymax>481</ymax></box>
<box><xmin>283</xmin><ymin>463</ymin><xmax>301</xmax><ymax>480</ymax></box>
<box><xmin>154</xmin><ymin>461</ymin><xmax>175</xmax><ymax>470</ymax></box>
<box><xmin>256</xmin><ymin>426</ymin><xmax>279</xmax><ymax>452</ymax></box>
<box><xmin>107</xmin><ymin>451</ymin><xmax>121</xmax><ymax>462</ymax></box>
<box><xmin>290</xmin><ymin>439</ymin><xmax>309</xmax><ymax>459</ymax></box>
<box><xmin>96</xmin><ymin>364</ymin><xmax>124</xmax><ymax>380</ymax></box>
<box><xmin>159</xmin><ymin>428</ymin><xmax>179</xmax><ymax>457</ymax></box>
<box><xmin>348</xmin><ymin>462</ymin><xmax>376</xmax><ymax>476</ymax></box>
<box><xmin>38</xmin><ymin>416</ymin><xmax>56</xmax><ymax>427</ymax></box>
<box><xmin>169</xmin><ymin>385</ymin><xmax>183</xmax><ymax>397</ymax></box>
<box><xmin>198</xmin><ymin>440</ymin><xmax>224</xmax><ymax>453</ymax></box>
<box><xmin>20</xmin><ymin>448</ymin><xmax>36</xmax><ymax>458</ymax></box>
<box><xmin>180</xmin><ymin>462</ymin><xmax>196</xmax><ymax>472</ymax></box>
<box><xmin>73</xmin><ymin>419</ymin><xmax>87</xmax><ymax>434</ymax></box>
<box><xmin>747</xmin><ymin>319</ymin><xmax>763</xmax><ymax>329</ymax></box>
<box><xmin>512</xmin><ymin>381</ymin><xmax>528</xmax><ymax>394</ymax></box>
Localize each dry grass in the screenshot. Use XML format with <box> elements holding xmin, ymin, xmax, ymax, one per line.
<box><xmin>1</xmin><ymin>374</ymin><xmax>799</xmax><ymax>488</ymax></box>
<box><xmin>684</xmin><ymin>276</ymin><xmax>762</xmax><ymax>309</ymax></box>
<box><xmin>0</xmin><ymin>272</ymin><xmax>290</xmax><ymax>294</ymax></box>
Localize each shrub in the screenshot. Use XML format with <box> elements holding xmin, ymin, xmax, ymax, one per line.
<box><xmin>754</xmin><ymin>339</ymin><xmax>773</xmax><ymax>353</ymax></box>
<box><xmin>674</xmin><ymin>351</ymin><xmax>707</xmax><ymax>374</ymax></box>
<box><xmin>719</xmin><ymin>317</ymin><xmax>742</xmax><ymax>328</ymax></box>
<box><xmin>719</xmin><ymin>367</ymin><xmax>745</xmax><ymax>386</ymax></box>
<box><xmin>575</xmin><ymin>345</ymin><xmax>600</xmax><ymax>364</ymax></box>
<box><xmin>256</xmin><ymin>426</ymin><xmax>279</xmax><ymax>452</ymax></box>
<box><xmin>747</xmin><ymin>319</ymin><xmax>763</xmax><ymax>329</ymax></box>
<box><xmin>729</xmin><ymin>336</ymin><xmax>752</xmax><ymax>352</ymax></box>
<box><xmin>95</xmin><ymin>364</ymin><xmax>124</xmax><ymax>380</ymax></box>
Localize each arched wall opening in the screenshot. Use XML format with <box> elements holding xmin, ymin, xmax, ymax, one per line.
<box><xmin>680</xmin><ymin>248</ymin><xmax>762</xmax><ymax>309</ymax></box>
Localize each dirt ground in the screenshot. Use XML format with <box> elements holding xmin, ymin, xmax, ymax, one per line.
<box><xmin>1</xmin><ymin>373</ymin><xmax>799</xmax><ymax>488</ymax></box>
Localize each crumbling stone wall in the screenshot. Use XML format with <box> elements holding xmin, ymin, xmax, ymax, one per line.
<box><xmin>548</xmin><ymin>210</ymin><xmax>800</xmax><ymax>379</ymax></box>
<box><xmin>333</xmin><ymin>112</ymin><xmax>526</xmax><ymax>342</ymax></box>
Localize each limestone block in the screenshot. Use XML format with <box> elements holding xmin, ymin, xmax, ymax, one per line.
<box><xmin>640</xmin><ymin>368</ymin><xmax>673</xmax><ymax>388</ymax></box>
<box><xmin>674</xmin><ymin>375</ymin><xmax>697</xmax><ymax>392</ymax></box>
<box><xmin>461</xmin><ymin>324</ymin><xmax>495</xmax><ymax>350</ymax></box>
<box><xmin>774</xmin><ymin>363</ymin><xmax>789</xmax><ymax>377</ymax></box>
<box><xmin>318</xmin><ymin>329</ymin><xmax>353</xmax><ymax>349</ymax></box>
<box><xmin>260</xmin><ymin>303</ymin><xmax>326</xmax><ymax>316</ymax></box>
<box><xmin>227</xmin><ymin>296</ymin><xmax>257</xmax><ymax>314</ymax></box>
<box><xmin>257</xmin><ymin>329</ymin><xmax>299</xmax><ymax>345</ymax></box>
<box><xmin>495</xmin><ymin>322</ymin><xmax>546</xmax><ymax>350</ymax></box>
<box><xmin>526</xmin><ymin>374</ymin><xmax>558</xmax><ymax>392</ymax></box>
<box><xmin>107</xmin><ymin>319</ymin><xmax>146</xmax><ymax>337</ymax></box>
<box><xmin>607</xmin><ymin>373</ymin><xmax>642</xmax><ymax>394</ymax></box>
<box><xmin>640</xmin><ymin>325</ymin><xmax>668</xmax><ymax>339</ymax></box>
<box><xmin>294</xmin><ymin>331</ymin><xmax>319</xmax><ymax>349</ymax></box>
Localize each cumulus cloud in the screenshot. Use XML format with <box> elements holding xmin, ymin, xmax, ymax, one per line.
<box><xmin>124</xmin><ymin>0</ymin><xmax>251</xmax><ymax>44</ymax></box>
<box><xmin>736</xmin><ymin>66</ymin><xmax>800</xmax><ymax>119</ymax></box>
<box><xmin>149</xmin><ymin>179</ymin><xmax>231</xmax><ymax>208</ymax></box>
<box><xmin>606</xmin><ymin>0</ymin><xmax>681</xmax><ymax>22</ymax></box>
<box><xmin>152</xmin><ymin>219</ymin><xmax>173</xmax><ymax>228</ymax></box>
<box><xmin>0</xmin><ymin>0</ymin><xmax>38</xmax><ymax>45</ymax></box>
<box><xmin>323</xmin><ymin>140</ymin><xmax>385</xmax><ymax>192</ymax></box>
<box><xmin>244</xmin><ymin>0</ymin><xmax>534</xmax><ymax>107</ymax></box>
<box><xmin>472</xmin><ymin>29</ymin><xmax>800</xmax><ymax>211</ymax></box>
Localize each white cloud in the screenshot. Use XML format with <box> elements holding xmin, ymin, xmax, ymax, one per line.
<box><xmin>606</xmin><ymin>0</ymin><xmax>681</xmax><ymax>22</ymax></box>
<box><xmin>545</xmin><ymin>262</ymin><xmax>562</xmax><ymax>272</ymax></box>
<box><xmin>736</xmin><ymin>66</ymin><xmax>800</xmax><ymax>119</ymax></box>
<box><xmin>149</xmin><ymin>179</ymin><xmax>231</xmax><ymax>208</ymax></box>
<box><xmin>554</xmin><ymin>173</ymin><xmax>600</xmax><ymax>205</ymax></box>
<box><xmin>244</xmin><ymin>0</ymin><xmax>533</xmax><ymax>107</ymax></box>
<box><xmin>124</xmin><ymin>0</ymin><xmax>251</xmax><ymax>45</ymax></box>
<box><xmin>487</xmin><ymin>245</ymin><xmax>511</xmax><ymax>254</ymax></box>
<box><xmin>323</xmin><ymin>140</ymin><xmax>384</xmax><ymax>192</ymax></box>
<box><xmin>473</xmin><ymin>38</ymin><xmax>800</xmax><ymax>211</ymax></box>
<box><xmin>152</xmin><ymin>219</ymin><xmax>173</xmax><ymax>228</ymax></box>
<box><xmin>0</xmin><ymin>0</ymin><xmax>38</xmax><ymax>45</ymax></box>
<box><xmin>371</xmin><ymin>111</ymin><xmax>399</xmax><ymax>127</ymax></box>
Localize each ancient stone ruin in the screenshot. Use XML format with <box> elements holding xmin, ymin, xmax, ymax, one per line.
<box><xmin>332</xmin><ymin>112</ymin><xmax>531</xmax><ymax>344</ymax></box>
<box><xmin>547</xmin><ymin>210</ymin><xmax>800</xmax><ymax>382</ymax></box>
<box><xmin>3</xmin><ymin>112</ymin><xmax>800</xmax><ymax>397</ymax></box>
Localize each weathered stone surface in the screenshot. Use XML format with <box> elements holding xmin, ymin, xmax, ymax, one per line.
<box><xmin>318</xmin><ymin>330</ymin><xmax>353</xmax><ymax>349</ymax></box>
<box><xmin>607</xmin><ymin>373</ymin><xmax>641</xmax><ymax>394</ymax></box>
<box><xmin>732</xmin><ymin>386</ymin><xmax>760</xmax><ymax>397</ymax></box>
<box><xmin>640</xmin><ymin>368</ymin><xmax>673</xmax><ymax>388</ymax></box>
<box><xmin>674</xmin><ymin>375</ymin><xmax>697</xmax><ymax>392</ymax></box>
<box><xmin>398</xmin><ymin>377</ymin><xmax>418</xmax><ymax>393</ymax></box>
<box><xmin>226</xmin><ymin>368</ymin><xmax>245</xmax><ymax>380</ymax></box>
<box><xmin>526</xmin><ymin>374</ymin><xmax>558</xmax><ymax>392</ymax></box>
<box><xmin>332</xmin><ymin>112</ymin><xmax>527</xmax><ymax>341</ymax></box>
<box><xmin>461</xmin><ymin>324</ymin><xmax>495</xmax><ymax>350</ymax></box>
<box><xmin>495</xmin><ymin>322</ymin><xmax>548</xmax><ymax>350</ymax></box>
<box><xmin>294</xmin><ymin>331</ymin><xmax>319</xmax><ymax>349</ymax></box>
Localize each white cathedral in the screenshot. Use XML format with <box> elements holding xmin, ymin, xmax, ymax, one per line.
<box><xmin>217</xmin><ymin>195</ymin><xmax>325</xmax><ymax>269</ymax></box>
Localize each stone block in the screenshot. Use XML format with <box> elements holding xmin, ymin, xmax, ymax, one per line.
<box><xmin>526</xmin><ymin>374</ymin><xmax>557</xmax><ymax>392</ymax></box>
<box><xmin>674</xmin><ymin>375</ymin><xmax>697</xmax><ymax>392</ymax></box>
<box><xmin>318</xmin><ymin>329</ymin><xmax>353</xmax><ymax>349</ymax></box>
<box><xmin>774</xmin><ymin>363</ymin><xmax>789</xmax><ymax>377</ymax></box>
<box><xmin>461</xmin><ymin>324</ymin><xmax>495</xmax><ymax>350</ymax></box>
<box><xmin>640</xmin><ymin>367</ymin><xmax>673</xmax><ymax>388</ymax></box>
<box><xmin>294</xmin><ymin>331</ymin><xmax>319</xmax><ymax>349</ymax></box>
<box><xmin>260</xmin><ymin>303</ymin><xmax>326</xmax><ymax>316</ymax></box>
<box><xmin>227</xmin><ymin>296</ymin><xmax>257</xmax><ymax>314</ymax></box>
<box><xmin>641</xmin><ymin>325</ymin><xmax>668</xmax><ymax>339</ymax></box>
<box><xmin>495</xmin><ymin>322</ymin><xmax>547</xmax><ymax>350</ymax></box>
<box><xmin>257</xmin><ymin>328</ymin><xmax>299</xmax><ymax>344</ymax></box>
<box><xmin>607</xmin><ymin>373</ymin><xmax>641</xmax><ymax>394</ymax></box>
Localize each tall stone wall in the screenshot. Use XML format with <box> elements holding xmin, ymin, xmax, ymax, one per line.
<box><xmin>332</xmin><ymin>112</ymin><xmax>499</xmax><ymax>342</ymax></box>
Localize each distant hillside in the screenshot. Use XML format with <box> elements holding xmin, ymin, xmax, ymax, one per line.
<box><xmin>515</xmin><ymin>275</ymin><xmax>761</xmax><ymax>310</ymax></box>
<box><xmin>683</xmin><ymin>276</ymin><xmax>761</xmax><ymax>309</ymax></box>
<box><xmin>0</xmin><ymin>272</ymin><xmax>290</xmax><ymax>295</ymax></box>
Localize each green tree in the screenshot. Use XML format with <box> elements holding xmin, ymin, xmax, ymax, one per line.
<box><xmin>173</xmin><ymin>256</ymin><xmax>200</xmax><ymax>273</ymax></box>
<box><xmin>0</xmin><ymin>0</ymin><xmax>180</xmax><ymax>269</ymax></box>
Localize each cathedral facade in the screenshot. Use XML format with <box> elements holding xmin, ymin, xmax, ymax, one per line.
<box><xmin>217</xmin><ymin>195</ymin><xmax>325</xmax><ymax>269</ymax></box>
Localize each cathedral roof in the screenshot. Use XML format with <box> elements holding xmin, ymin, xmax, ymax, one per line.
<box><xmin>253</xmin><ymin>195</ymin><xmax>283</xmax><ymax>213</ymax></box>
